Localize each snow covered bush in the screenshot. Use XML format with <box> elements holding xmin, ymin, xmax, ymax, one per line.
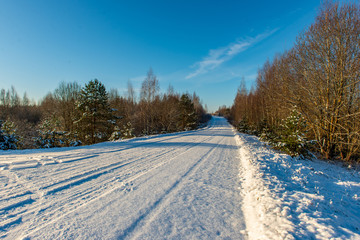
<box><xmin>35</xmin><ymin>119</ymin><xmax>67</xmax><ymax>148</ymax></box>
<box><xmin>65</xmin><ymin>132</ymin><xmax>82</xmax><ymax>147</ymax></box>
<box><xmin>121</xmin><ymin>122</ymin><xmax>134</xmax><ymax>139</ymax></box>
<box><xmin>109</xmin><ymin>122</ymin><xmax>135</xmax><ymax>141</ymax></box>
<box><xmin>109</xmin><ymin>126</ymin><xmax>122</xmax><ymax>141</ymax></box>
<box><xmin>0</xmin><ymin>119</ymin><xmax>20</xmax><ymax>150</ymax></box>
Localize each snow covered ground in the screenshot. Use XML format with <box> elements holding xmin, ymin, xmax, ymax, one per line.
<box><xmin>0</xmin><ymin>116</ymin><xmax>359</xmax><ymax>239</ymax></box>
<box><xmin>236</xmin><ymin>132</ymin><xmax>360</xmax><ymax>239</ymax></box>
<box><xmin>0</xmin><ymin>117</ymin><xmax>246</xmax><ymax>239</ymax></box>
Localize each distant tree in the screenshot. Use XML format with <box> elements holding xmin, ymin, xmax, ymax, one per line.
<box><xmin>233</xmin><ymin>78</ymin><xmax>248</xmax><ymax>122</ymax></box>
<box><xmin>158</xmin><ymin>87</ymin><xmax>180</xmax><ymax>133</ymax></box>
<box><xmin>10</xmin><ymin>86</ymin><xmax>20</xmax><ymax>107</ymax></box>
<box><xmin>139</xmin><ymin>68</ymin><xmax>160</xmax><ymax>134</ymax></box>
<box><xmin>22</xmin><ymin>92</ymin><xmax>30</xmax><ymax>106</ymax></box>
<box><xmin>40</xmin><ymin>93</ymin><xmax>58</xmax><ymax>119</ymax></box>
<box><xmin>54</xmin><ymin>81</ymin><xmax>81</xmax><ymax>133</ymax></box>
<box><xmin>0</xmin><ymin>86</ymin><xmax>21</xmax><ymax>108</ymax></box>
<box><xmin>140</xmin><ymin>68</ymin><xmax>159</xmax><ymax>103</ymax></box>
<box><xmin>127</xmin><ymin>80</ymin><xmax>136</xmax><ymax>104</ymax></box>
<box><xmin>75</xmin><ymin>79</ymin><xmax>114</xmax><ymax>144</ymax></box>
<box><xmin>217</xmin><ymin>105</ymin><xmax>231</xmax><ymax>119</ymax></box>
<box><xmin>178</xmin><ymin>94</ymin><xmax>197</xmax><ymax>131</ymax></box>
<box><xmin>0</xmin><ymin>89</ymin><xmax>6</xmax><ymax>107</ymax></box>
<box><xmin>192</xmin><ymin>92</ymin><xmax>208</xmax><ymax>124</ymax></box>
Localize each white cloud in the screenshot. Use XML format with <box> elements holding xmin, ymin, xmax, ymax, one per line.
<box><xmin>186</xmin><ymin>29</ymin><xmax>278</xmax><ymax>79</ymax></box>
<box><xmin>227</xmin><ymin>42</ymin><xmax>251</xmax><ymax>56</ymax></box>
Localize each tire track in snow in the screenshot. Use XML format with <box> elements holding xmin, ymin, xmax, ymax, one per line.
<box><xmin>1</xmin><ymin>120</ymin><xmax>219</xmax><ymax>239</ymax></box>
<box><xmin>41</xmin><ymin>134</ymin><xmax>214</xmax><ymax>196</ymax></box>
<box><xmin>1</xmin><ymin>133</ymin><xmax>209</xmax><ymax>208</ymax></box>
<box><xmin>0</xmin><ymin>145</ymin><xmax>181</xmax><ymax>237</ymax></box>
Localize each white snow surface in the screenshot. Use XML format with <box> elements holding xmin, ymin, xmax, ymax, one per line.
<box><xmin>0</xmin><ymin>117</ymin><xmax>246</xmax><ymax>239</ymax></box>
<box><xmin>1</xmin><ymin>116</ymin><xmax>359</xmax><ymax>240</ymax></box>
<box><xmin>235</xmin><ymin>132</ymin><xmax>360</xmax><ymax>239</ymax></box>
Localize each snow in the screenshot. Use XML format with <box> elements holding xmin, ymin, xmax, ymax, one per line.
<box><xmin>0</xmin><ymin>117</ymin><xmax>245</xmax><ymax>239</ymax></box>
<box><xmin>1</xmin><ymin>116</ymin><xmax>359</xmax><ymax>239</ymax></box>
<box><xmin>235</xmin><ymin>131</ymin><xmax>360</xmax><ymax>240</ymax></box>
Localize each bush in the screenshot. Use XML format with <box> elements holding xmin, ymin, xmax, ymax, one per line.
<box><xmin>237</xmin><ymin>117</ymin><xmax>250</xmax><ymax>134</ymax></box>
<box><xmin>34</xmin><ymin>119</ymin><xmax>67</xmax><ymax>148</ymax></box>
<box><xmin>0</xmin><ymin>119</ymin><xmax>20</xmax><ymax>150</ymax></box>
<box><xmin>265</xmin><ymin>109</ymin><xmax>310</xmax><ymax>157</ymax></box>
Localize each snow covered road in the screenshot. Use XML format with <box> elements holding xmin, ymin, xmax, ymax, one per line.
<box><xmin>0</xmin><ymin>117</ymin><xmax>246</xmax><ymax>239</ymax></box>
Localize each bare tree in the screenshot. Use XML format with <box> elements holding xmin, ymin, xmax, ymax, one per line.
<box><xmin>292</xmin><ymin>1</ymin><xmax>360</xmax><ymax>160</ymax></box>
<box><xmin>126</xmin><ymin>80</ymin><xmax>136</xmax><ymax>104</ymax></box>
<box><xmin>139</xmin><ymin>68</ymin><xmax>160</xmax><ymax>134</ymax></box>
<box><xmin>53</xmin><ymin>81</ymin><xmax>81</xmax><ymax>133</ymax></box>
<box><xmin>140</xmin><ymin>68</ymin><xmax>159</xmax><ymax>103</ymax></box>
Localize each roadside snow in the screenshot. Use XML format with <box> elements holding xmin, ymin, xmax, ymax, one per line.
<box><xmin>235</xmin><ymin>132</ymin><xmax>360</xmax><ymax>240</ymax></box>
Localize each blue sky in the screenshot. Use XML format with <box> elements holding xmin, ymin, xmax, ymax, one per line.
<box><xmin>0</xmin><ymin>0</ymin><xmax>336</xmax><ymax>111</ymax></box>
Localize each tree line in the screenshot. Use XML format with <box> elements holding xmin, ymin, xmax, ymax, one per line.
<box><xmin>222</xmin><ymin>1</ymin><xmax>360</xmax><ymax>162</ymax></box>
<box><xmin>0</xmin><ymin>68</ymin><xmax>210</xmax><ymax>150</ymax></box>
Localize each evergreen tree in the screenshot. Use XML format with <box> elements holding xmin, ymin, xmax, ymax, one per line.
<box><xmin>276</xmin><ymin>108</ymin><xmax>309</xmax><ymax>157</ymax></box>
<box><xmin>178</xmin><ymin>94</ymin><xmax>198</xmax><ymax>131</ymax></box>
<box><xmin>75</xmin><ymin>79</ymin><xmax>114</xmax><ymax>144</ymax></box>
<box><xmin>261</xmin><ymin>108</ymin><xmax>309</xmax><ymax>157</ymax></box>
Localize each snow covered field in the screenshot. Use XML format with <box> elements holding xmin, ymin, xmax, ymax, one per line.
<box><xmin>0</xmin><ymin>117</ymin><xmax>359</xmax><ymax>239</ymax></box>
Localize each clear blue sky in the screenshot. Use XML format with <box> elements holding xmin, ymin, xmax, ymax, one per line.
<box><xmin>0</xmin><ymin>0</ymin><xmax>344</xmax><ymax>111</ymax></box>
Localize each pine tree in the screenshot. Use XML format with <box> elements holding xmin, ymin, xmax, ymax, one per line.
<box><xmin>178</xmin><ymin>94</ymin><xmax>198</xmax><ymax>131</ymax></box>
<box><xmin>261</xmin><ymin>108</ymin><xmax>309</xmax><ymax>157</ymax></box>
<box><xmin>75</xmin><ymin>79</ymin><xmax>114</xmax><ymax>144</ymax></box>
<box><xmin>276</xmin><ymin>108</ymin><xmax>309</xmax><ymax>157</ymax></box>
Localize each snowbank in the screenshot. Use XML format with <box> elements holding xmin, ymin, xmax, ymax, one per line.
<box><xmin>235</xmin><ymin>131</ymin><xmax>360</xmax><ymax>239</ymax></box>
